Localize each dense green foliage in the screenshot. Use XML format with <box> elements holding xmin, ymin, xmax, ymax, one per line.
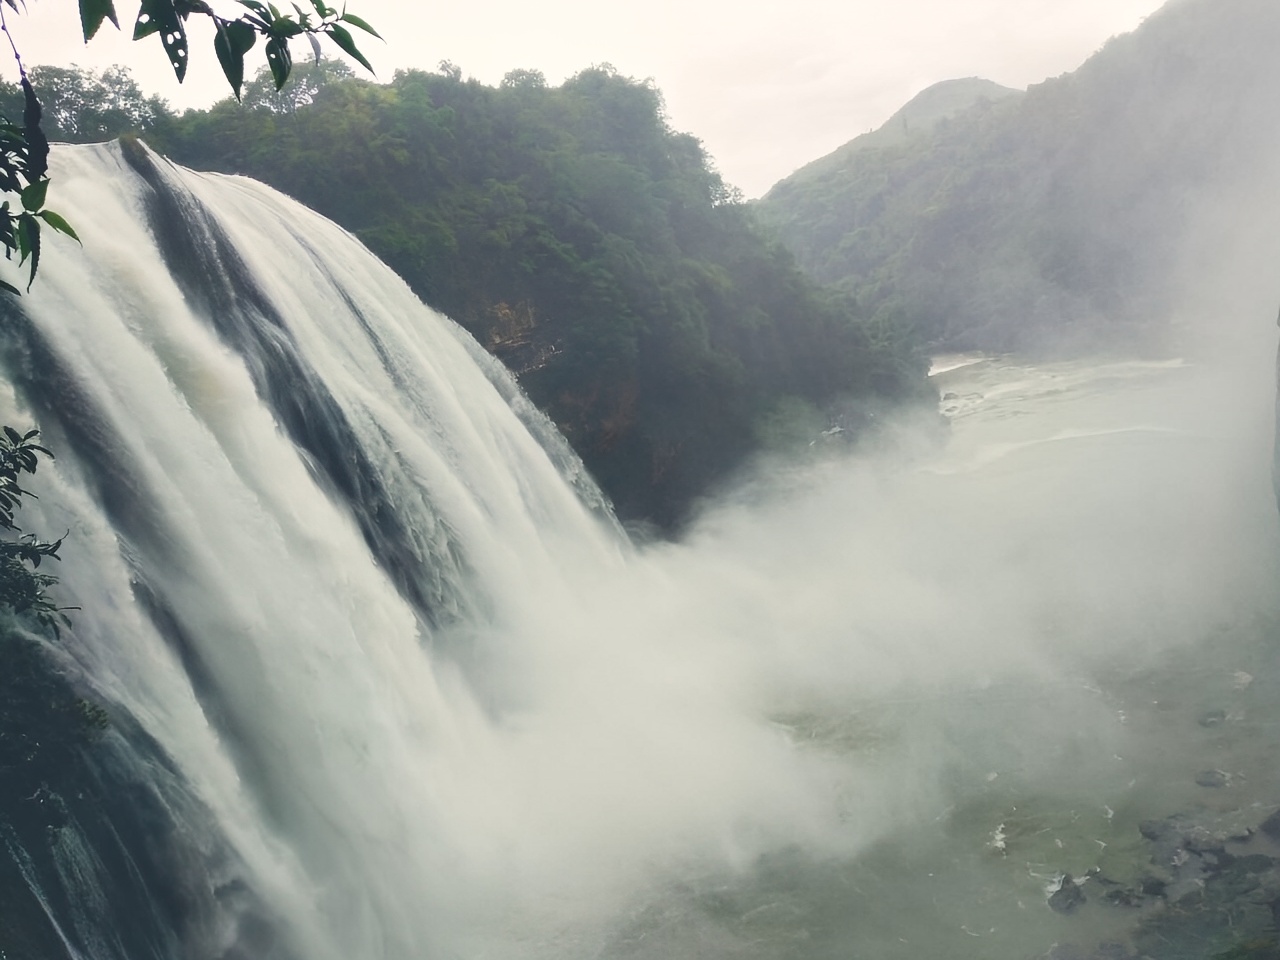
<box><xmin>0</xmin><ymin>0</ymin><xmax>377</xmax><ymax>294</ymax></box>
<box><xmin>0</xmin><ymin>427</ymin><xmax>71</xmax><ymax>635</ymax></box>
<box><xmin>0</xmin><ymin>65</ymin><xmax>169</xmax><ymax>144</ymax></box>
<box><xmin>127</xmin><ymin>64</ymin><xmax>923</xmax><ymax>526</ymax></box>
<box><xmin>0</xmin><ymin>431</ymin><xmax>101</xmax><ymax>846</ymax></box>
<box><xmin>757</xmin><ymin>0</ymin><xmax>1280</xmax><ymax>353</ymax></box>
<box><xmin>0</xmin><ymin>428</ymin><xmax>98</xmax><ymax>843</ymax></box>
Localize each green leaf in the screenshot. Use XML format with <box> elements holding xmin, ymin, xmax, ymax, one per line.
<box><xmin>265</xmin><ymin>36</ymin><xmax>292</xmax><ymax>89</ymax></box>
<box><xmin>213</xmin><ymin>18</ymin><xmax>257</xmax><ymax>98</ymax></box>
<box><xmin>15</xmin><ymin>215</ymin><xmax>28</xmax><ymax>262</ymax></box>
<box><xmin>0</xmin><ymin>279</ymin><xmax>20</xmax><ymax>297</ymax></box>
<box><xmin>235</xmin><ymin>3</ymin><xmax>270</xmax><ymax>29</ymax></box>
<box><xmin>271</xmin><ymin>18</ymin><xmax>305</xmax><ymax>39</ymax></box>
<box><xmin>326</xmin><ymin>22</ymin><xmax>372</xmax><ymax>73</ymax></box>
<box><xmin>238</xmin><ymin>0</ymin><xmax>272</xmax><ymax>21</ymax></box>
<box><xmin>174</xmin><ymin>0</ymin><xmax>213</xmax><ymax>15</ymax></box>
<box><xmin>338</xmin><ymin>11</ymin><xmax>380</xmax><ymax>38</ymax></box>
<box><xmin>37</xmin><ymin>210</ymin><xmax>80</xmax><ymax>244</ymax></box>
<box><xmin>16</xmin><ymin>215</ymin><xmax>39</xmax><ymax>290</ymax></box>
<box><xmin>79</xmin><ymin>0</ymin><xmax>119</xmax><ymax>41</ymax></box>
<box><xmin>19</xmin><ymin>179</ymin><xmax>46</xmax><ymax>213</ymax></box>
<box><xmin>21</xmin><ymin>79</ymin><xmax>48</xmax><ymax>183</ymax></box>
<box><xmin>135</xmin><ymin>0</ymin><xmax>188</xmax><ymax>81</ymax></box>
<box><xmin>132</xmin><ymin>0</ymin><xmax>167</xmax><ymax>38</ymax></box>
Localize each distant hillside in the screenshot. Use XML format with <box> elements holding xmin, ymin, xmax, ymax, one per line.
<box><xmin>756</xmin><ymin>0</ymin><xmax>1280</xmax><ymax>353</ymax></box>
<box><xmin>792</xmin><ymin>78</ymin><xmax>1021</xmax><ymax>181</ymax></box>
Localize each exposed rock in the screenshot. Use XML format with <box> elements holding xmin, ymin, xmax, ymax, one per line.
<box><xmin>1138</xmin><ymin>875</ymin><xmax>1168</xmax><ymax>897</ymax></box>
<box><xmin>1140</xmin><ymin>819</ymin><xmax>1175</xmax><ymax>842</ymax></box>
<box><xmin>1049</xmin><ymin>874</ymin><xmax>1087</xmax><ymax>914</ymax></box>
<box><xmin>1196</xmin><ymin>769</ymin><xmax>1231</xmax><ymax>789</ymax></box>
<box><xmin>1122</xmin><ymin>806</ymin><xmax>1280</xmax><ymax>958</ymax></box>
<box><xmin>1185</xmin><ymin>827</ymin><xmax>1230</xmax><ymax>854</ymax></box>
<box><xmin>1234</xmin><ymin>854</ymin><xmax>1277</xmax><ymax>874</ymax></box>
<box><xmin>1199</xmin><ymin>709</ymin><xmax>1228</xmax><ymax>728</ymax></box>
<box><xmin>1103</xmin><ymin>886</ymin><xmax>1144</xmax><ymax>907</ymax></box>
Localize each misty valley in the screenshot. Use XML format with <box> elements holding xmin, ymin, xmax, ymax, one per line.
<box><xmin>3</xmin><ymin>1</ymin><xmax>1280</xmax><ymax>959</ymax></box>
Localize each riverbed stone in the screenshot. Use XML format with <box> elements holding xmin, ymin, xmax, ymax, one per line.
<box><xmin>1196</xmin><ymin>769</ymin><xmax>1230</xmax><ymax>789</ymax></box>
<box><xmin>1049</xmin><ymin>874</ymin><xmax>1087</xmax><ymax>914</ymax></box>
<box><xmin>1259</xmin><ymin>809</ymin><xmax>1280</xmax><ymax>840</ymax></box>
<box><xmin>1198</xmin><ymin>708</ymin><xmax>1227</xmax><ymax>727</ymax></box>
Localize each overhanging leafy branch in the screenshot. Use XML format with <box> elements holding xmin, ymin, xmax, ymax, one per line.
<box><xmin>0</xmin><ymin>0</ymin><xmax>379</xmax><ymax>293</ymax></box>
<box><xmin>0</xmin><ymin>426</ymin><xmax>74</xmax><ymax>635</ymax></box>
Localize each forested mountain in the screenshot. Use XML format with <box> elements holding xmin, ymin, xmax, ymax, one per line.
<box><xmin>756</xmin><ymin>0</ymin><xmax>1280</xmax><ymax>353</ymax></box>
<box><xmin>7</xmin><ymin>64</ymin><xmax>926</xmax><ymax>530</ymax></box>
<box><xmin>791</xmin><ymin>78</ymin><xmax>1020</xmax><ymax>182</ymax></box>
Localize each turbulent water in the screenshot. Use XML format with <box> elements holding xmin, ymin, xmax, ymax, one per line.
<box><xmin>3</xmin><ymin>142</ymin><xmax>1279</xmax><ymax>960</ymax></box>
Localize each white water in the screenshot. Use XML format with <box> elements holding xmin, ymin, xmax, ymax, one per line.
<box><xmin>5</xmin><ymin>143</ymin><xmax>1280</xmax><ymax>959</ymax></box>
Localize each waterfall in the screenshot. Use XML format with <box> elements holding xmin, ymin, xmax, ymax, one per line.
<box><xmin>0</xmin><ymin>141</ymin><xmax>634</xmax><ymax>960</ymax></box>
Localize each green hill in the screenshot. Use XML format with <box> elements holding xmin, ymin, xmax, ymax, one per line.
<box><xmin>793</xmin><ymin>78</ymin><xmax>1021</xmax><ymax>181</ymax></box>
<box><xmin>756</xmin><ymin>0</ymin><xmax>1280</xmax><ymax>353</ymax></box>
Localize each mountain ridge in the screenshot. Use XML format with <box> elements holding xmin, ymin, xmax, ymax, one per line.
<box><xmin>756</xmin><ymin>0</ymin><xmax>1280</xmax><ymax>353</ymax></box>
<box><xmin>787</xmin><ymin>77</ymin><xmax>1022</xmax><ymax>183</ymax></box>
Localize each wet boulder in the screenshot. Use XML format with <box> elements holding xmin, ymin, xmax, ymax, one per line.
<box><xmin>1049</xmin><ymin>874</ymin><xmax>1087</xmax><ymax>914</ymax></box>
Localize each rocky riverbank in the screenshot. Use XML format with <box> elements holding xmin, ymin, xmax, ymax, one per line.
<box><xmin>1037</xmin><ymin>794</ymin><xmax>1280</xmax><ymax>959</ymax></box>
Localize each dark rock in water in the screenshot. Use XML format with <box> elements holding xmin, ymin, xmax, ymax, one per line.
<box><xmin>1139</xmin><ymin>875</ymin><xmax>1168</xmax><ymax>897</ymax></box>
<box><xmin>1140</xmin><ymin>819</ymin><xmax>1175</xmax><ymax>842</ymax></box>
<box><xmin>1184</xmin><ymin>826</ymin><xmax>1230</xmax><ymax>854</ymax></box>
<box><xmin>1235</xmin><ymin>854</ymin><xmax>1278</xmax><ymax>874</ymax></box>
<box><xmin>1125</xmin><ymin>805</ymin><xmax>1280</xmax><ymax>958</ymax></box>
<box><xmin>1199</xmin><ymin>708</ymin><xmax>1228</xmax><ymax>727</ymax></box>
<box><xmin>1049</xmin><ymin>874</ymin><xmax>1087</xmax><ymax>914</ymax></box>
<box><xmin>1196</xmin><ymin>769</ymin><xmax>1231</xmax><ymax>788</ymax></box>
<box><xmin>1259</xmin><ymin>809</ymin><xmax>1280</xmax><ymax>840</ymax></box>
<box><xmin>1103</xmin><ymin>886</ymin><xmax>1144</xmax><ymax>907</ymax></box>
<box><xmin>1142</xmin><ymin>810</ymin><xmax>1245</xmax><ymax>855</ymax></box>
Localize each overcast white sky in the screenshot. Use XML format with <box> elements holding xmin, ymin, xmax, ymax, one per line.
<box><xmin>7</xmin><ymin>0</ymin><xmax>1167</xmax><ymax>196</ymax></box>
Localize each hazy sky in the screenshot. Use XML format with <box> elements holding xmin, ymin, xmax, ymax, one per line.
<box><xmin>7</xmin><ymin>0</ymin><xmax>1167</xmax><ymax>196</ymax></box>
